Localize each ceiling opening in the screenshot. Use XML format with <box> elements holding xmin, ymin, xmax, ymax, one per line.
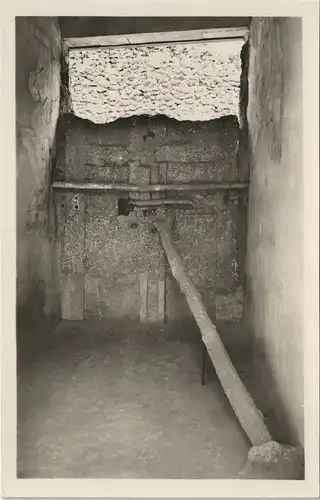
<box><xmin>67</xmin><ymin>34</ymin><xmax>246</xmax><ymax>124</ymax></box>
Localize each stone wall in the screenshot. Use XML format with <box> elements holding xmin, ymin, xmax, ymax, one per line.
<box><xmin>55</xmin><ymin>114</ymin><xmax>247</xmax><ymax>323</ymax></box>
<box><xmin>16</xmin><ymin>17</ymin><xmax>62</xmax><ymax>362</ymax></box>
<box><xmin>68</xmin><ymin>41</ymin><xmax>242</xmax><ymax>123</ymax></box>
<box><xmin>245</xmin><ymin>18</ymin><xmax>303</xmax><ymax>446</ymax></box>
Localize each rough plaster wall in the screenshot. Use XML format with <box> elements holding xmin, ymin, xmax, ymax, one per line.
<box><xmin>246</xmin><ymin>18</ymin><xmax>303</xmax><ymax>446</ymax></box>
<box><xmin>68</xmin><ymin>41</ymin><xmax>242</xmax><ymax>123</ymax></box>
<box><xmin>55</xmin><ymin>114</ymin><xmax>247</xmax><ymax>323</ymax></box>
<box><xmin>16</xmin><ymin>17</ymin><xmax>61</xmax><ymax>361</ymax></box>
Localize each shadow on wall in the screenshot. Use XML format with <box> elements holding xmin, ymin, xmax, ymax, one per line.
<box><xmin>59</xmin><ymin>17</ymin><xmax>250</xmax><ymax>38</ymax></box>
<box><xmin>251</xmin><ymin>337</ymin><xmax>302</xmax><ymax>446</ymax></box>
<box><xmin>245</xmin><ymin>17</ymin><xmax>304</xmax><ymax>448</ymax></box>
<box><xmin>16</xmin><ymin>17</ymin><xmax>62</xmax><ymax>364</ymax></box>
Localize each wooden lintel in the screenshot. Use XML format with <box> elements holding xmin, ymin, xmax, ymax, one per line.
<box><xmin>63</xmin><ymin>27</ymin><xmax>248</xmax><ymax>50</ymax></box>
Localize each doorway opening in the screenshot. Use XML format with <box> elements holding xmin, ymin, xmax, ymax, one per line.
<box><xmin>17</xmin><ymin>18</ymin><xmax>305</xmax><ymax>480</ymax></box>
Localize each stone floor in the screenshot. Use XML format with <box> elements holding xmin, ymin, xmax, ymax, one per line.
<box><xmin>17</xmin><ymin>319</ymin><xmax>251</xmax><ymax>479</ymax></box>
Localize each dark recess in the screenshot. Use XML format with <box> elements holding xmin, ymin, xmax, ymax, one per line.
<box><xmin>59</xmin><ymin>17</ymin><xmax>250</xmax><ymax>39</ymax></box>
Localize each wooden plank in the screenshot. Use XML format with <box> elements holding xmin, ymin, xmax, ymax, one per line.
<box><xmin>158</xmin><ymin>163</ymin><xmax>167</xmax><ymax>185</ymax></box>
<box><xmin>139</xmin><ymin>272</ymin><xmax>148</xmax><ymax>323</ymax></box>
<box><xmin>147</xmin><ymin>275</ymin><xmax>159</xmax><ymax>323</ymax></box>
<box><xmin>158</xmin><ymin>271</ymin><xmax>166</xmax><ymax>323</ymax></box>
<box><xmin>154</xmin><ymin>217</ymin><xmax>272</xmax><ymax>446</ymax></box>
<box><xmin>133</xmin><ymin>199</ymin><xmax>194</xmax><ymax>207</ymax></box>
<box><xmin>152</xmin><ymin>27</ymin><xmax>247</xmax><ymax>42</ymax></box>
<box><xmin>150</xmin><ymin>165</ymin><xmax>159</xmax><ymax>200</ymax></box>
<box><xmin>129</xmin><ymin>163</ymin><xmax>150</xmax><ymax>201</ymax></box>
<box><xmin>52</xmin><ymin>181</ymin><xmax>249</xmax><ymax>192</ymax></box>
<box><xmin>63</xmin><ymin>27</ymin><xmax>248</xmax><ymax>49</ymax></box>
<box><xmin>60</xmin><ymin>275</ymin><xmax>84</xmax><ymax>320</ymax></box>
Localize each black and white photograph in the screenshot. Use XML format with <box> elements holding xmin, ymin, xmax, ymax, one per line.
<box><xmin>1</xmin><ymin>2</ymin><xmax>319</xmax><ymax>498</ymax></box>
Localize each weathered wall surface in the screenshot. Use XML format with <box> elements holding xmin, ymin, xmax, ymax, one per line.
<box><xmin>246</xmin><ymin>18</ymin><xmax>303</xmax><ymax>446</ymax></box>
<box><xmin>16</xmin><ymin>17</ymin><xmax>61</xmax><ymax>361</ymax></box>
<box><xmin>68</xmin><ymin>41</ymin><xmax>242</xmax><ymax>123</ymax></box>
<box><xmin>55</xmin><ymin>114</ymin><xmax>248</xmax><ymax>323</ymax></box>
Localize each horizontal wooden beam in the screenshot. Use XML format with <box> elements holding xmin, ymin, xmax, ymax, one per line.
<box><xmin>52</xmin><ymin>181</ymin><xmax>249</xmax><ymax>193</ymax></box>
<box><xmin>64</xmin><ymin>27</ymin><xmax>248</xmax><ymax>50</ymax></box>
<box><xmin>133</xmin><ymin>199</ymin><xmax>193</xmax><ymax>207</ymax></box>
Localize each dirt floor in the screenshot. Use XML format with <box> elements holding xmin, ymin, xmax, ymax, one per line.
<box><xmin>17</xmin><ymin>318</ymin><xmax>251</xmax><ymax>479</ymax></box>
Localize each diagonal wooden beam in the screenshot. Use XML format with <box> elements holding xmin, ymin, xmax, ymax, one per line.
<box><xmin>153</xmin><ymin>216</ymin><xmax>272</xmax><ymax>446</ymax></box>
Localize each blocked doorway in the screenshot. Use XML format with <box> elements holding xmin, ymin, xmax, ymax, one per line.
<box><xmin>55</xmin><ymin>113</ymin><xmax>247</xmax><ymax>324</ymax></box>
